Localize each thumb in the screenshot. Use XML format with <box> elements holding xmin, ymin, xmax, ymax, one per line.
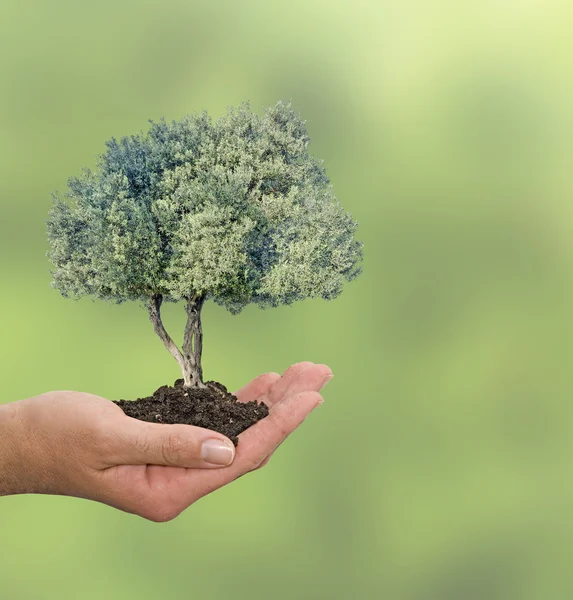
<box><xmin>113</xmin><ymin>418</ymin><xmax>236</xmax><ymax>468</ymax></box>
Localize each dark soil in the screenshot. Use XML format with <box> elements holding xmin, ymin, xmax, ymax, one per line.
<box><xmin>113</xmin><ymin>379</ymin><xmax>269</xmax><ymax>446</ymax></box>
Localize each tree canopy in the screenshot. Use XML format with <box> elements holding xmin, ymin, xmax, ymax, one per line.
<box><xmin>47</xmin><ymin>100</ymin><xmax>363</xmax><ymax>314</ymax></box>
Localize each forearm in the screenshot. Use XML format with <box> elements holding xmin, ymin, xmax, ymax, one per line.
<box><xmin>0</xmin><ymin>403</ymin><xmax>29</xmax><ymax>496</ymax></box>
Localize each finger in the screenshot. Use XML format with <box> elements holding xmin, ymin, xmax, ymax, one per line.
<box><xmin>255</xmin><ymin>361</ymin><xmax>314</xmax><ymax>408</ymax></box>
<box><xmin>256</xmin><ymin>454</ymin><xmax>272</xmax><ymax>470</ymax></box>
<box><xmin>247</xmin><ymin>447</ymin><xmax>276</xmax><ymax>473</ymax></box>
<box><xmin>247</xmin><ymin>368</ymin><xmax>331</xmax><ymax>470</ymax></box>
<box><xmin>237</xmin><ymin>363</ymin><xmax>332</xmax><ymax>470</ymax></box>
<box><xmin>234</xmin><ymin>391</ymin><xmax>323</xmax><ymax>474</ymax></box>
<box><xmin>264</xmin><ymin>363</ymin><xmax>332</xmax><ymax>407</ymax></box>
<box><xmin>233</xmin><ymin>372</ymin><xmax>281</xmax><ymax>403</ymax></box>
<box><xmin>232</xmin><ymin>391</ymin><xmax>323</xmax><ymax>472</ymax></box>
<box><xmin>191</xmin><ymin>391</ymin><xmax>323</xmax><ymax>494</ymax></box>
<box><xmin>109</xmin><ymin>418</ymin><xmax>236</xmax><ymax>469</ymax></box>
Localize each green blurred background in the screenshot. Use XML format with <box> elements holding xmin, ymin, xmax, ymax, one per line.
<box><xmin>2</xmin><ymin>0</ymin><xmax>573</xmax><ymax>598</ymax></box>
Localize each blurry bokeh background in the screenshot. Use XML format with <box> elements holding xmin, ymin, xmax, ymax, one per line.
<box><xmin>2</xmin><ymin>0</ymin><xmax>573</xmax><ymax>598</ymax></box>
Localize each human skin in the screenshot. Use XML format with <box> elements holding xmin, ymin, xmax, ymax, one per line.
<box><xmin>0</xmin><ymin>362</ymin><xmax>331</xmax><ymax>522</ymax></box>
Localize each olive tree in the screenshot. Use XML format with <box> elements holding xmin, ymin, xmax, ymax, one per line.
<box><xmin>47</xmin><ymin>100</ymin><xmax>362</xmax><ymax>388</ymax></box>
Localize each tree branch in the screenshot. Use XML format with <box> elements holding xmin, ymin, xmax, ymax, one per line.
<box><xmin>148</xmin><ymin>294</ymin><xmax>186</xmax><ymax>373</ymax></box>
<box><xmin>182</xmin><ymin>295</ymin><xmax>196</xmax><ymax>363</ymax></box>
<box><xmin>182</xmin><ymin>294</ymin><xmax>206</xmax><ymax>386</ymax></box>
<box><xmin>182</xmin><ymin>294</ymin><xmax>204</xmax><ymax>358</ymax></box>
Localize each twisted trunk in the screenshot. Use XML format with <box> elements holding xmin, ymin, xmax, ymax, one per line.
<box><xmin>182</xmin><ymin>294</ymin><xmax>206</xmax><ymax>388</ymax></box>
<box><xmin>148</xmin><ymin>294</ymin><xmax>206</xmax><ymax>389</ymax></box>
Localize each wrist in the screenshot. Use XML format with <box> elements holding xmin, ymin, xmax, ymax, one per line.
<box><xmin>0</xmin><ymin>402</ymin><xmax>30</xmax><ymax>496</ymax></box>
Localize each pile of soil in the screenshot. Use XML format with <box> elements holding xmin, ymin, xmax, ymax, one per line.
<box><xmin>114</xmin><ymin>379</ymin><xmax>269</xmax><ymax>446</ymax></box>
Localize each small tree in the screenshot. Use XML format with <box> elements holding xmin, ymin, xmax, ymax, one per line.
<box><xmin>47</xmin><ymin>100</ymin><xmax>362</xmax><ymax>389</ymax></box>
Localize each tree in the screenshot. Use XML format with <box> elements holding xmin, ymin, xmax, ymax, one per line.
<box><xmin>47</xmin><ymin>100</ymin><xmax>363</xmax><ymax>388</ymax></box>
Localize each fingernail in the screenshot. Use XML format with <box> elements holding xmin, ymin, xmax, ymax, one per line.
<box><xmin>320</xmin><ymin>374</ymin><xmax>334</xmax><ymax>390</ymax></box>
<box><xmin>201</xmin><ymin>439</ymin><xmax>235</xmax><ymax>466</ymax></box>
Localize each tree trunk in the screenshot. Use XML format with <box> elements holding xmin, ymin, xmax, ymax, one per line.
<box><xmin>148</xmin><ymin>294</ymin><xmax>192</xmax><ymax>388</ymax></box>
<box><xmin>182</xmin><ymin>294</ymin><xmax>206</xmax><ymax>388</ymax></box>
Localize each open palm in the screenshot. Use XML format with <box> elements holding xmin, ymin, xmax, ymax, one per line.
<box><xmin>92</xmin><ymin>362</ymin><xmax>331</xmax><ymax>520</ymax></box>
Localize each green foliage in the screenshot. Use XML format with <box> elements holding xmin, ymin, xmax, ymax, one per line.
<box><xmin>47</xmin><ymin>100</ymin><xmax>363</xmax><ymax>312</ymax></box>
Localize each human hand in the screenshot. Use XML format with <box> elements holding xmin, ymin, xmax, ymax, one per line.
<box><xmin>0</xmin><ymin>362</ymin><xmax>332</xmax><ymax>521</ymax></box>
